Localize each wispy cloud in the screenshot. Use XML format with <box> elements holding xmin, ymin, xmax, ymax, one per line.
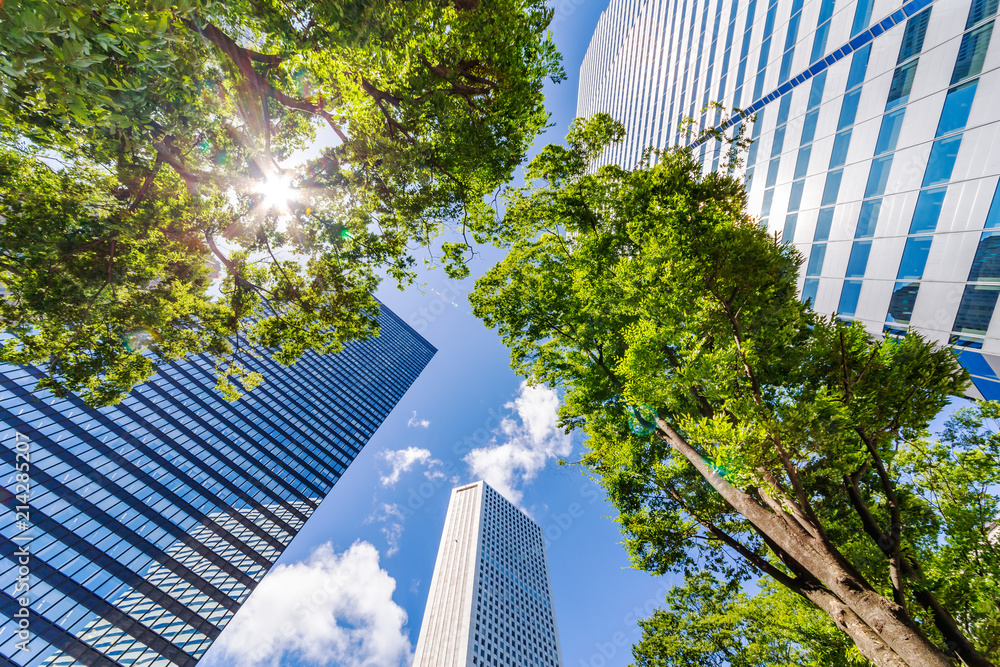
<box><xmin>204</xmin><ymin>541</ymin><xmax>411</xmax><ymax>667</ymax></box>
<box><xmin>369</xmin><ymin>503</ymin><xmax>407</xmax><ymax>556</ymax></box>
<box><xmin>378</xmin><ymin>447</ymin><xmax>440</xmax><ymax>487</ymax></box>
<box><xmin>464</xmin><ymin>381</ymin><xmax>572</xmax><ymax>506</ymax></box>
<box><xmin>407</xmin><ymin>411</ymin><xmax>431</xmax><ymax>428</ymax></box>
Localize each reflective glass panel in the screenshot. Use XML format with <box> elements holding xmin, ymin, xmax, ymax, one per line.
<box><xmin>887</xmin><ymin>281</ymin><xmax>920</xmax><ymax>324</ymax></box>
<box><xmin>838</xmin><ymin>89</ymin><xmax>862</xmax><ymax>130</ymax></box>
<box><xmin>897</xmin><ymin>236</ymin><xmax>934</xmax><ymax>280</ymax></box>
<box><xmin>910</xmin><ymin>187</ymin><xmax>948</xmax><ymax>233</ymax></box>
<box><xmin>822</xmin><ymin>169</ymin><xmax>843</xmax><ymax>206</ymax></box>
<box><xmin>865</xmin><ymin>156</ymin><xmax>893</xmax><ymax>198</ymax></box>
<box><xmin>875</xmin><ymin>108</ymin><xmax>905</xmax><ymax>155</ymax></box>
<box><xmin>846</xmin><ymin>241</ymin><xmax>871</xmax><ymax>277</ymax></box>
<box><xmin>954</xmin><ymin>284</ymin><xmax>1000</xmax><ymax>334</ymax></box>
<box><xmin>886</xmin><ymin>61</ymin><xmax>918</xmax><ymax>110</ymax></box>
<box><xmin>922</xmin><ymin>135</ymin><xmax>962</xmax><ymax>187</ymax></box>
<box><xmin>807</xmin><ymin>244</ymin><xmax>826</xmax><ymax>276</ymax></box>
<box><xmin>898</xmin><ymin>8</ymin><xmax>931</xmax><ymax>64</ymax></box>
<box><xmin>952</xmin><ymin>21</ymin><xmax>994</xmax><ymax>84</ymax></box>
<box><xmin>856</xmin><ymin>199</ymin><xmax>881</xmax><ymax>238</ymax></box>
<box><xmin>839</xmin><ymin>280</ymin><xmax>863</xmax><ymax>316</ymax></box>
<box><xmin>830</xmin><ymin>130</ymin><xmax>851</xmax><ymax>168</ymax></box>
<box><xmin>936</xmin><ymin>80</ymin><xmax>978</xmax><ymax>137</ymax></box>
<box><xmin>802</xmin><ymin>277</ymin><xmax>820</xmax><ymax>304</ymax></box>
<box><xmin>814</xmin><ymin>207</ymin><xmax>835</xmax><ymax>241</ymax></box>
<box><xmin>967</xmin><ymin>231</ymin><xmax>1000</xmax><ymax>281</ymax></box>
<box><xmin>782</xmin><ymin>213</ymin><xmax>798</xmax><ymax>243</ymax></box>
<box><xmin>801</xmin><ymin>110</ymin><xmax>820</xmax><ymax>144</ymax></box>
<box><xmin>847</xmin><ymin>44</ymin><xmax>872</xmax><ymax>90</ymax></box>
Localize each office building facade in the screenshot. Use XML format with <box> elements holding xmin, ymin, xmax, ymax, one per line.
<box><xmin>413</xmin><ymin>481</ymin><xmax>562</xmax><ymax>667</ymax></box>
<box><xmin>579</xmin><ymin>0</ymin><xmax>1000</xmax><ymax>400</ymax></box>
<box><xmin>0</xmin><ymin>306</ymin><xmax>435</xmax><ymax>666</ymax></box>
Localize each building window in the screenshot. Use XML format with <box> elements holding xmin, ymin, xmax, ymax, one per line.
<box><xmin>897</xmin><ymin>8</ymin><xmax>932</xmax><ymax>63</ymax></box>
<box><xmin>936</xmin><ymin>80</ymin><xmax>978</xmax><ymax>137</ymax></box>
<box><xmin>897</xmin><ymin>237</ymin><xmax>934</xmax><ymax>280</ymax></box>
<box><xmin>839</xmin><ymin>280</ymin><xmax>863</xmax><ymax>317</ymax></box>
<box><xmin>846</xmin><ymin>241</ymin><xmax>872</xmax><ymax>278</ymax></box>
<box><xmin>782</xmin><ymin>214</ymin><xmax>798</xmax><ymax>244</ymax></box>
<box><xmin>875</xmin><ymin>109</ymin><xmax>905</xmax><ymax>155</ymax></box>
<box><xmin>909</xmin><ymin>187</ymin><xmax>948</xmax><ymax>233</ymax></box>
<box><xmin>802</xmin><ymin>278</ymin><xmax>819</xmax><ymax>305</ymax></box>
<box><xmin>951</xmin><ymin>21</ymin><xmax>994</xmax><ymax>84</ymax></box>
<box><xmin>886</xmin><ymin>61</ymin><xmax>918</xmax><ymax>109</ymax></box>
<box><xmin>887</xmin><ymin>282</ymin><xmax>920</xmax><ymax>324</ymax></box>
<box><xmin>856</xmin><ymin>200</ymin><xmax>881</xmax><ymax>238</ymax></box>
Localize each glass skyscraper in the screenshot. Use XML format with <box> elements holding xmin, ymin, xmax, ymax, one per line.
<box><xmin>0</xmin><ymin>305</ymin><xmax>435</xmax><ymax>666</ymax></box>
<box><xmin>413</xmin><ymin>481</ymin><xmax>562</xmax><ymax>667</ymax></box>
<box><xmin>579</xmin><ymin>0</ymin><xmax>1000</xmax><ymax>400</ymax></box>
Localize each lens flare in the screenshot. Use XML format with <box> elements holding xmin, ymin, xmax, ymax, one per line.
<box><xmin>258</xmin><ymin>177</ymin><xmax>297</xmax><ymax>210</ymax></box>
<box><xmin>123</xmin><ymin>327</ymin><xmax>161</xmax><ymax>353</ymax></box>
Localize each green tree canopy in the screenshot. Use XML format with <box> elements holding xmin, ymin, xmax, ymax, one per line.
<box><xmin>470</xmin><ymin>114</ymin><xmax>998</xmax><ymax>667</ymax></box>
<box><xmin>0</xmin><ymin>0</ymin><xmax>563</xmax><ymax>404</ymax></box>
<box><xmin>632</xmin><ymin>572</ymin><xmax>866</xmax><ymax>667</ymax></box>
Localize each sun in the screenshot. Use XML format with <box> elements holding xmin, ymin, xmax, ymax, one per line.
<box><xmin>258</xmin><ymin>176</ymin><xmax>296</xmax><ymax>210</ymax></box>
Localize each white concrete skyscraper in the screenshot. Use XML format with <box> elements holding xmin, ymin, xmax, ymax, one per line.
<box><xmin>579</xmin><ymin>0</ymin><xmax>1000</xmax><ymax>401</ymax></box>
<box><xmin>413</xmin><ymin>481</ymin><xmax>562</xmax><ymax>667</ymax></box>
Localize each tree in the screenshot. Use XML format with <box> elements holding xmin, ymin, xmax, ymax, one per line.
<box><xmin>0</xmin><ymin>0</ymin><xmax>563</xmax><ymax>404</ymax></box>
<box><xmin>632</xmin><ymin>572</ymin><xmax>866</xmax><ymax>667</ymax></box>
<box><xmin>469</xmin><ymin>114</ymin><xmax>998</xmax><ymax>667</ymax></box>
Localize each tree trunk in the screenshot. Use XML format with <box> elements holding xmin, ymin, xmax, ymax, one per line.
<box><xmin>653</xmin><ymin>418</ymin><xmax>955</xmax><ymax>667</ymax></box>
<box><xmin>800</xmin><ymin>585</ymin><xmax>910</xmax><ymax>667</ymax></box>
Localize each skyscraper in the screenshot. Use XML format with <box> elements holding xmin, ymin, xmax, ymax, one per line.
<box><xmin>413</xmin><ymin>481</ymin><xmax>562</xmax><ymax>667</ymax></box>
<box><xmin>579</xmin><ymin>0</ymin><xmax>1000</xmax><ymax>400</ymax></box>
<box><xmin>0</xmin><ymin>306</ymin><xmax>435</xmax><ymax>666</ymax></box>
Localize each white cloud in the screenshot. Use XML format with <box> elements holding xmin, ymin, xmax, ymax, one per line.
<box><xmin>370</xmin><ymin>503</ymin><xmax>406</xmax><ymax>556</ymax></box>
<box><xmin>204</xmin><ymin>541</ymin><xmax>411</xmax><ymax>667</ymax></box>
<box><xmin>379</xmin><ymin>447</ymin><xmax>438</xmax><ymax>486</ymax></box>
<box><xmin>464</xmin><ymin>381</ymin><xmax>572</xmax><ymax>505</ymax></box>
<box><xmin>407</xmin><ymin>411</ymin><xmax>431</xmax><ymax>428</ymax></box>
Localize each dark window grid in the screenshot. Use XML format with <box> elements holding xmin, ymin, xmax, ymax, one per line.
<box><xmin>692</xmin><ymin>0</ymin><xmax>934</xmax><ymax>150</ymax></box>
<box><xmin>0</xmin><ymin>537</ymin><xmax>200</xmax><ymax>667</ymax></box>
<box><xmin>340</xmin><ymin>330</ymin><xmax>433</xmax><ymax>404</ymax></box>
<box><xmin>0</xmin><ymin>592</ymin><xmax>121</xmax><ymax>667</ymax></box>
<box><xmin>181</xmin><ymin>360</ymin><xmax>349</xmax><ymax>489</ymax></box>
<box><xmin>7</xmin><ymin>389</ymin><xmax>287</xmax><ymax>563</ymax></box>
<box><xmin>251</xmin><ymin>362</ymin><xmax>375</xmax><ymax>452</ymax></box>
<box><xmin>255</xmin><ymin>360</ymin><xmax>378</xmax><ymax>456</ymax></box>
<box><xmin>158</xmin><ymin>365</ymin><xmax>328</xmax><ymax>502</ymax></box>
<box><xmin>120</xmin><ymin>391</ymin><xmax>308</xmax><ymax>526</ymax></box>
<box><xmin>275</xmin><ymin>353</ymin><xmax>387</xmax><ymax>441</ymax></box>
<box><xmin>0</xmin><ymin>413</ymin><xmax>270</xmax><ymax>581</ymax></box>
<box><xmin>0</xmin><ymin>446</ymin><xmax>244</xmax><ymax>611</ymax></box>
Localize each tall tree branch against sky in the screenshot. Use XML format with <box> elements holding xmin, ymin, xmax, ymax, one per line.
<box><xmin>0</xmin><ymin>0</ymin><xmax>563</xmax><ymax>405</ymax></box>
<box><xmin>470</xmin><ymin>114</ymin><xmax>1000</xmax><ymax>667</ymax></box>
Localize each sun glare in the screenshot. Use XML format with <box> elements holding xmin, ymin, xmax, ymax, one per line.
<box><xmin>258</xmin><ymin>176</ymin><xmax>296</xmax><ymax>210</ymax></box>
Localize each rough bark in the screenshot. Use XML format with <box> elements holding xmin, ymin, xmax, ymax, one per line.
<box><xmin>653</xmin><ymin>417</ymin><xmax>954</xmax><ymax>667</ymax></box>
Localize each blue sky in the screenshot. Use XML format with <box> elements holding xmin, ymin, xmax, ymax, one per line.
<box><xmin>199</xmin><ymin>2</ymin><xmax>680</xmax><ymax>667</ymax></box>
